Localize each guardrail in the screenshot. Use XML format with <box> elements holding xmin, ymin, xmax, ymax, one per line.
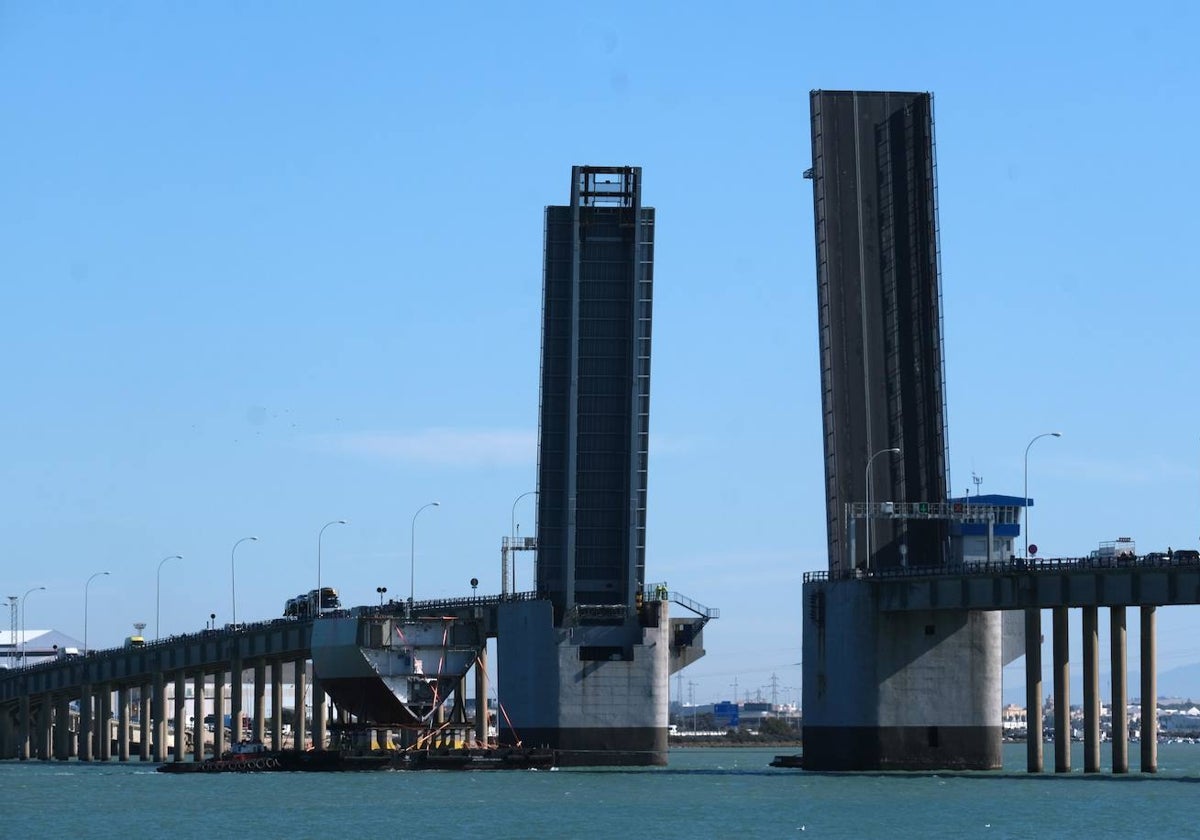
<box><xmin>803</xmin><ymin>552</ymin><xmax>1200</xmax><ymax>584</ymax></box>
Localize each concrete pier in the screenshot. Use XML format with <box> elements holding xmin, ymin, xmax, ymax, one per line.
<box><xmin>271</xmin><ymin>662</ymin><xmax>283</xmax><ymax>749</ymax></box>
<box><xmin>1083</xmin><ymin>606</ymin><xmax>1100</xmax><ymax>773</ymax></box>
<box><xmin>118</xmin><ymin>685</ymin><xmax>131</xmax><ymax>761</ymax></box>
<box><xmin>191</xmin><ymin>672</ymin><xmax>204</xmax><ymax>761</ymax></box>
<box><xmin>1052</xmin><ymin>606</ymin><xmax>1070</xmax><ymax>773</ymax></box>
<box><xmin>1024</xmin><ymin>608</ymin><xmax>1043</xmax><ymax>773</ymax></box>
<box><xmin>152</xmin><ymin>673</ymin><xmax>166</xmax><ymax>762</ymax></box>
<box><xmin>475</xmin><ymin>647</ymin><xmax>488</xmax><ymax>744</ymax></box>
<box><xmin>139</xmin><ymin>683</ymin><xmax>151</xmax><ymax>761</ymax></box>
<box><xmin>1141</xmin><ymin>605</ymin><xmax>1157</xmax><ymax>773</ymax></box>
<box><xmin>98</xmin><ymin>686</ymin><xmax>112</xmax><ymax>761</ymax></box>
<box><xmin>294</xmin><ymin>659</ymin><xmax>307</xmax><ymax>750</ymax></box>
<box><xmin>253</xmin><ymin>661</ymin><xmax>266</xmax><ymax>743</ymax></box>
<box><xmin>1111</xmin><ymin>607</ymin><xmax>1128</xmax><ymax>773</ymax></box>
<box><xmin>313</xmin><ymin>674</ymin><xmax>326</xmax><ymax>750</ymax></box>
<box><xmin>54</xmin><ymin>695</ymin><xmax>70</xmax><ymax>760</ymax></box>
<box><xmin>213</xmin><ymin>676</ymin><xmax>225</xmax><ymax>756</ymax></box>
<box><xmin>230</xmin><ymin>657</ymin><xmax>244</xmax><ymax>744</ymax></box>
<box><xmin>173</xmin><ymin>671</ymin><xmax>185</xmax><ymax>762</ymax></box>
<box><xmin>79</xmin><ymin>683</ymin><xmax>93</xmax><ymax>762</ymax></box>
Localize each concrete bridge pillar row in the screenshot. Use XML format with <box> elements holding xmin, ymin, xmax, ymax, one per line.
<box><xmin>1052</xmin><ymin>607</ymin><xmax>1070</xmax><ymax>773</ymax></box>
<box><xmin>1024</xmin><ymin>608</ymin><xmax>1043</xmax><ymax>773</ymax></box>
<box><xmin>1110</xmin><ymin>606</ymin><xmax>1128</xmax><ymax>774</ymax></box>
<box><xmin>1141</xmin><ymin>605</ymin><xmax>1157</xmax><ymax>773</ymax></box>
<box><xmin>801</xmin><ymin>580</ymin><xmax>1002</xmax><ymax>771</ymax></box>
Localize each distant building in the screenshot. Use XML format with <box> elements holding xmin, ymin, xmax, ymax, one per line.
<box><xmin>0</xmin><ymin>629</ymin><xmax>85</xmax><ymax>667</ymax></box>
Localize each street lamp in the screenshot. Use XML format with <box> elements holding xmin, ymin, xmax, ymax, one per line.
<box><xmin>317</xmin><ymin>520</ymin><xmax>347</xmax><ymax>618</ymax></box>
<box><xmin>865</xmin><ymin>447</ymin><xmax>902</xmax><ymax>571</ymax></box>
<box><xmin>84</xmin><ymin>571</ymin><xmax>111</xmax><ymax>653</ymax></box>
<box><xmin>230</xmin><ymin>537</ymin><xmax>258</xmax><ymax>628</ymax></box>
<box><xmin>510</xmin><ymin>490</ymin><xmax>537</xmax><ymax>593</ymax></box>
<box><xmin>1024</xmin><ymin>432</ymin><xmax>1062</xmax><ymax>559</ymax></box>
<box><xmin>155</xmin><ymin>555</ymin><xmax>183</xmax><ymax>640</ymax></box>
<box><xmin>20</xmin><ymin>586</ymin><xmax>46</xmax><ymax>664</ymax></box>
<box><xmin>410</xmin><ymin>502</ymin><xmax>441</xmax><ymax>609</ymax></box>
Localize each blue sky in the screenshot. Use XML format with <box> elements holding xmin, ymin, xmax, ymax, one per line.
<box><xmin>2</xmin><ymin>2</ymin><xmax>1198</xmax><ymax>705</ymax></box>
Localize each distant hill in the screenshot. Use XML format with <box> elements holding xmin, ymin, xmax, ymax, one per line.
<box><xmin>1002</xmin><ymin>661</ymin><xmax>1200</xmax><ymax>706</ymax></box>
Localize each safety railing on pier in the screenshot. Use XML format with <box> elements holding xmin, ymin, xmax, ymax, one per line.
<box><xmin>803</xmin><ymin>551</ymin><xmax>1200</xmax><ymax>584</ymax></box>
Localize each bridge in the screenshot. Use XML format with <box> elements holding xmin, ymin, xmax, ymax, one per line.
<box><xmin>0</xmin><ymin>587</ymin><xmax>715</xmax><ymax>763</ymax></box>
<box><xmin>805</xmin><ymin>553</ymin><xmax>1200</xmax><ymax>774</ymax></box>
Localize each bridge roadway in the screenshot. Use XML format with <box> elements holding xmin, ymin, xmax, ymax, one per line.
<box><xmin>0</xmin><ymin>593</ymin><xmax>524</xmax><ymax>763</ymax></box>
<box><xmin>804</xmin><ymin>553</ymin><xmax>1200</xmax><ymax>775</ymax></box>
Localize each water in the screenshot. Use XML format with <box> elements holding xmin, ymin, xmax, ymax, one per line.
<box><xmin>6</xmin><ymin>744</ymin><xmax>1200</xmax><ymax>838</ymax></box>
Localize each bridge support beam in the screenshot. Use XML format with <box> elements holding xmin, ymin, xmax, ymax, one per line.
<box><xmin>139</xmin><ymin>683</ymin><xmax>151</xmax><ymax>761</ymax></box>
<box><xmin>1141</xmin><ymin>605</ymin><xmax>1157</xmax><ymax>773</ymax></box>
<box><xmin>293</xmin><ymin>658</ymin><xmax>307</xmax><ymax>750</ymax></box>
<box><xmin>1052</xmin><ymin>606</ymin><xmax>1070</xmax><ymax>773</ymax></box>
<box><xmin>152</xmin><ymin>673</ymin><xmax>166</xmax><ymax>762</ymax></box>
<box><xmin>230</xmin><ymin>657</ymin><xmax>244</xmax><ymax>745</ymax></box>
<box><xmin>118</xmin><ymin>684</ymin><xmax>130</xmax><ymax>761</ymax></box>
<box><xmin>173</xmin><ymin>671</ymin><xmax>185</xmax><ymax>762</ymax></box>
<box><xmin>1111</xmin><ymin>607</ymin><xmax>1128</xmax><ymax>773</ymax></box>
<box><xmin>79</xmin><ymin>683</ymin><xmax>93</xmax><ymax>762</ymax></box>
<box><xmin>313</xmin><ymin>674</ymin><xmax>326</xmax><ymax>750</ymax></box>
<box><xmin>1083</xmin><ymin>606</ymin><xmax>1100</xmax><ymax>772</ymax></box>
<box><xmin>475</xmin><ymin>646</ymin><xmax>489</xmax><ymax>746</ymax></box>
<box><xmin>192</xmin><ymin>672</ymin><xmax>204</xmax><ymax>762</ymax></box>
<box><xmin>1024</xmin><ymin>608</ymin><xmax>1042</xmax><ymax>772</ymax></box>
<box><xmin>253</xmin><ymin>661</ymin><xmax>266</xmax><ymax>744</ymax></box>
<box><xmin>271</xmin><ymin>661</ymin><xmax>284</xmax><ymax>749</ymax></box>
<box><xmin>213</xmin><ymin>675</ymin><xmax>225</xmax><ymax>757</ymax></box>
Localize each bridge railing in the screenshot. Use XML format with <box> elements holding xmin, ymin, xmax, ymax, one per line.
<box><xmin>803</xmin><ymin>551</ymin><xmax>1200</xmax><ymax>584</ymax></box>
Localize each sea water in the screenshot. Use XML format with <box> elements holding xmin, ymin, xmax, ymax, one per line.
<box><xmin>6</xmin><ymin>744</ymin><xmax>1200</xmax><ymax>839</ymax></box>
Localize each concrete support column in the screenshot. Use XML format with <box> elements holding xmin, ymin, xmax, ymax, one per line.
<box><xmin>1024</xmin><ymin>608</ymin><xmax>1043</xmax><ymax>773</ymax></box>
<box><xmin>271</xmin><ymin>661</ymin><xmax>284</xmax><ymax>749</ymax></box>
<box><xmin>39</xmin><ymin>695</ymin><xmax>53</xmax><ymax>759</ymax></box>
<box><xmin>313</xmin><ymin>674</ymin><xmax>327</xmax><ymax>750</ymax></box>
<box><xmin>18</xmin><ymin>693</ymin><xmax>30</xmax><ymax>760</ymax></box>
<box><xmin>293</xmin><ymin>659</ymin><xmax>307</xmax><ymax>750</ymax></box>
<box><xmin>152</xmin><ymin>672</ymin><xmax>166</xmax><ymax>762</ymax></box>
<box><xmin>1111</xmin><ymin>606</ymin><xmax>1128</xmax><ymax>774</ymax></box>
<box><xmin>474</xmin><ymin>646</ymin><xmax>489</xmax><ymax>745</ymax></box>
<box><xmin>173</xmin><ymin>671</ymin><xmax>186</xmax><ymax>762</ymax></box>
<box><xmin>1140</xmin><ymin>605</ymin><xmax>1157</xmax><ymax>773</ymax></box>
<box><xmin>54</xmin><ymin>695</ymin><xmax>71</xmax><ymax>761</ymax></box>
<box><xmin>79</xmin><ymin>684</ymin><xmax>93</xmax><ymax>762</ymax></box>
<box><xmin>98</xmin><ymin>685</ymin><xmax>112</xmax><ymax>761</ymax></box>
<box><xmin>230</xmin><ymin>657</ymin><xmax>244</xmax><ymax>745</ymax></box>
<box><xmin>118</xmin><ymin>685</ymin><xmax>131</xmax><ymax>762</ymax></box>
<box><xmin>1082</xmin><ymin>606</ymin><xmax>1100</xmax><ymax>773</ymax></box>
<box><xmin>1052</xmin><ymin>606</ymin><xmax>1070</xmax><ymax>773</ymax></box>
<box><xmin>192</xmin><ymin>672</ymin><xmax>205</xmax><ymax>762</ymax></box>
<box><xmin>213</xmin><ymin>675</ymin><xmax>225</xmax><ymax>757</ymax></box>
<box><xmin>139</xmin><ymin>683</ymin><xmax>151</xmax><ymax>761</ymax></box>
<box><xmin>253</xmin><ymin>661</ymin><xmax>266</xmax><ymax>743</ymax></box>
<box><xmin>0</xmin><ymin>705</ymin><xmax>13</xmax><ymax>758</ymax></box>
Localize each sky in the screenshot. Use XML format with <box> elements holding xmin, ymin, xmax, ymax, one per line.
<box><xmin>2</xmin><ymin>2</ymin><xmax>1199</xmax><ymax>707</ymax></box>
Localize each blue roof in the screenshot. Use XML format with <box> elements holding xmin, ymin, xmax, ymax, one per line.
<box><xmin>947</xmin><ymin>494</ymin><xmax>1031</xmax><ymax>508</ymax></box>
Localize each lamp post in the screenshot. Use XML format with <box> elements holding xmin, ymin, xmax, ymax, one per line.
<box><xmin>84</xmin><ymin>571</ymin><xmax>111</xmax><ymax>653</ymax></box>
<box><xmin>1024</xmin><ymin>432</ymin><xmax>1062</xmax><ymax>559</ymax></box>
<box><xmin>410</xmin><ymin>502</ymin><xmax>441</xmax><ymax>610</ymax></box>
<box><xmin>510</xmin><ymin>490</ymin><xmax>537</xmax><ymax>592</ymax></box>
<box><xmin>155</xmin><ymin>555</ymin><xmax>183</xmax><ymax>640</ymax></box>
<box><xmin>317</xmin><ymin>520</ymin><xmax>346</xmax><ymax>618</ymax></box>
<box><xmin>20</xmin><ymin>586</ymin><xmax>45</xmax><ymax>664</ymax></box>
<box><xmin>865</xmin><ymin>447</ymin><xmax>902</xmax><ymax>571</ymax></box>
<box><xmin>230</xmin><ymin>537</ymin><xmax>258</xmax><ymax>628</ymax></box>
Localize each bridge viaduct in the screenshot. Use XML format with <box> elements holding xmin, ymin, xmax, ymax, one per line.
<box><xmin>806</xmin><ymin>552</ymin><xmax>1200</xmax><ymax>773</ymax></box>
